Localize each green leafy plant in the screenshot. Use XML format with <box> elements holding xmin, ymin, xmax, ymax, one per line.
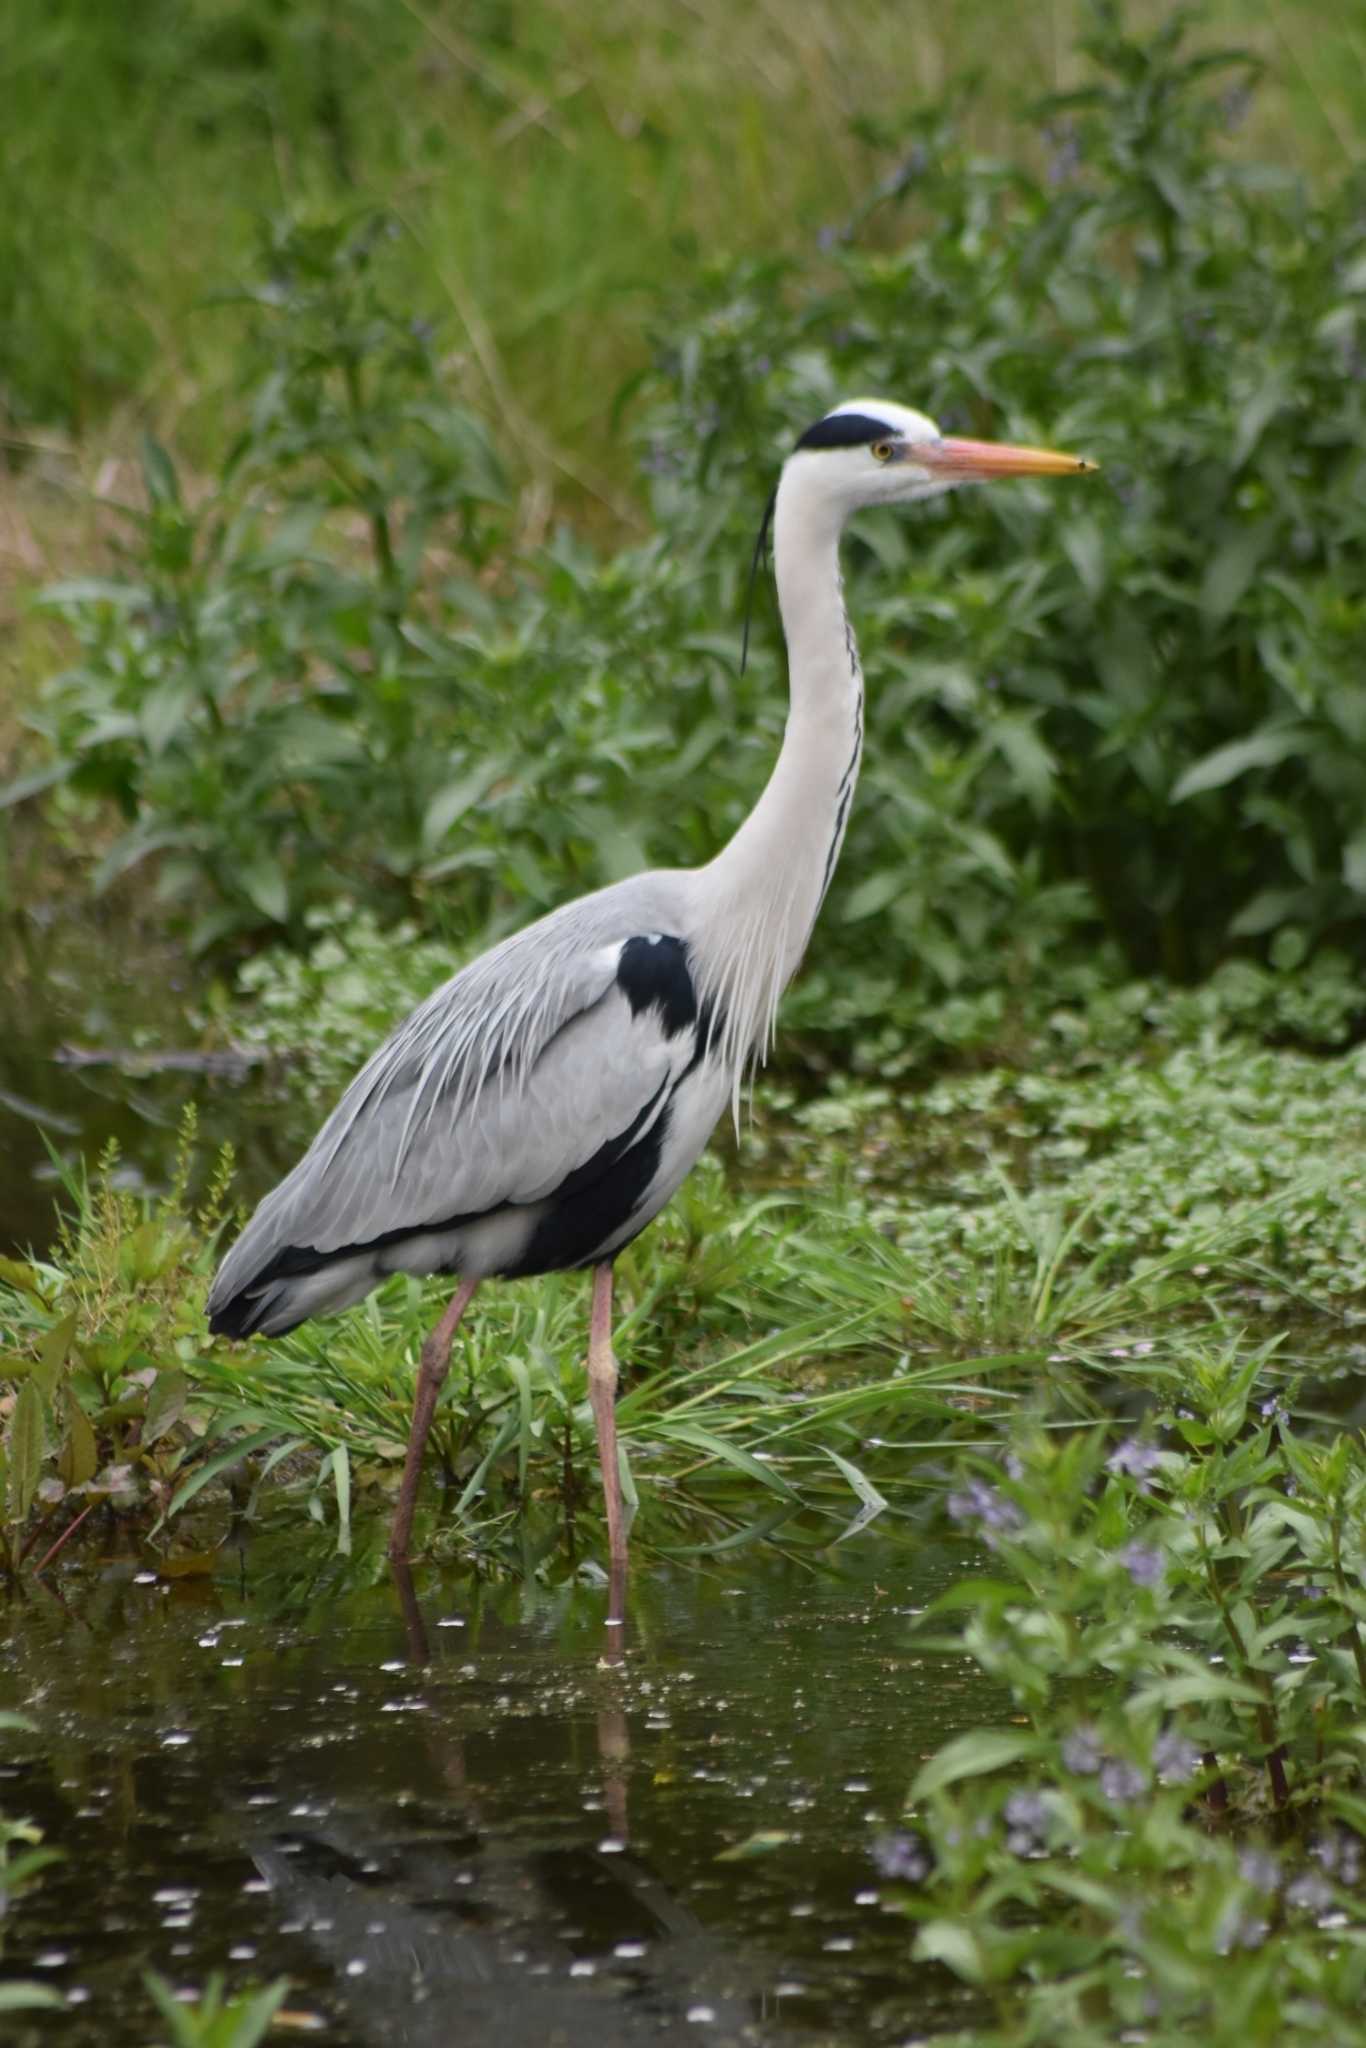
<box><xmin>0</xmin><ymin>1112</ymin><xmax>233</xmax><ymax>1570</ymax></box>
<box><xmin>873</xmin><ymin>1348</ymin><xmax>1366</xmax><ymax>2045</ymax></box>
<box><xmin>639</xmin><ymin>2</ymin><xmax>1366</xmax><ymax>1015</ymax></box>
<box><xmin>10</xmin><ymin>9</ymin><xmax>1366</xmax><ymax>1042</ymax></box>
<box><xmin>144</xmin><ymin>1970</ymin><xmax>290</xmax><ymax>2048</ymax></box>
<box><xmin>6</xmin><ymin>214</ymin><xmax>508</xmax><ymax>952</ymax></box>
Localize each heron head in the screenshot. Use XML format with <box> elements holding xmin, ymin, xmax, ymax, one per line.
<box><xmin>789</xmin><ymin>397</ymin><xmax>1097</xmax><ymax>514</ymax></box>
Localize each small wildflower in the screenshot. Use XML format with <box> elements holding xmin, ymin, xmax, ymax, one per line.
<box><xmin>1107</xmin><ymin>1440</ymin><xmax>1163</xmax><ymax>1492</ymax></box>
<box><xmin>1060</xmin><ymin>1726</ymin><xmax>1104</xmax><ymax>1776</ymax></box>
<box><xmin>1258</xmin><ymin>1394</ymin><xmax>1286</xmax><ymax>1422</ymax></box>
<box><xmin>1216</xmin><ymin>1904</ymin><xmax>1269</xmax><ymax>1954</ymax></box>
<box><xmin>1286</xmin><ymin>1870</ymin><xmax>1335</xmax><ymax>1913</ymax></box>
<box><xmin>1100</xmin><ymin>1759</ymin><xmax>1148</xmax><ymax>1805</ymax></box>
<box><xmin>871</xmin><ymin>1831</ymin><xmax>932</xmax><ymax>1883</ymax></box>
<box><xmin>1152</xmin><ymin>1730</ymin><xmax>1200</xmax><ymax>1785</ymax></box>
<box><xmin>1311</xmin><ymin>1828</ymin><xmax>1363</xmax><ymax>1886</ymax></box>
<box><xmin>1003</xmin><ymin>1789</ymin><xmax>1050</xmax><ymax>1858</ymax></box>
<box><xmin>1238</xmin><ymin>1847</ymin><xmax>1281</xmax><ymax>1893</ymax></box>
<box><xmin>1118</xmin><ymin>1541</ymin><xmax>1165</xmax><ymax>1590</ymax></box>
<box><xmin>946</xmin><ymin>1477</ymin><xmax>1024</xmax><ymax>1547</ymax></box>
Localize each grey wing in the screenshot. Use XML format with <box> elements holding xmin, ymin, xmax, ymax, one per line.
<box><xmin>208</xmin><ymin>896</ymin><xmax>695</xmax><ymax>1313</ymax></box>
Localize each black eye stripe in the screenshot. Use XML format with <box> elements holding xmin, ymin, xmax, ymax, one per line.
<box><xmin>794</xmin><ymin>412</ymin><xmax>897</xmax><ymax>451</ymax></box>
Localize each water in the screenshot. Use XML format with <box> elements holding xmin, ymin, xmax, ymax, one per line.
<box><xmin>0</xmin><ymin>1532</ymin><xmax>994</xmax><ymax>2045</ymax></box>
<box><xmin>0</xmin><ymin>899</ymin><xmax>312</xmax><ymax>1255</ymax></box>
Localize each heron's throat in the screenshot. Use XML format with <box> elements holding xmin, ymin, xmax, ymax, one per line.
<box><xmin>694</xmin><ymin>472</ymin><xmax>865</xmax><ymax>1099</ymax></box>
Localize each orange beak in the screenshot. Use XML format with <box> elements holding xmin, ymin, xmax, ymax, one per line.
<box><xmin>920</xmin><ymin>436</ymin><xmax>1098</xmax><ymax>479</ymax></box>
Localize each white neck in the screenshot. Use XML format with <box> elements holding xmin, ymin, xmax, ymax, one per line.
<box><xmin>691</xmin><ymin>462</ymin><xmax>865</xmax><ymax>1099</ymax></box>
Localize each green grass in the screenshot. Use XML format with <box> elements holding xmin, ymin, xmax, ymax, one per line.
<box><xmin>3</xmin><ymin>982</ymin><xmax>1364</xmax><ymax>1573</ymax></box>
<box><xmin>3</xmin><ymin>1</ymin><xmax>1365</xmax><ymax>488</ymax></box>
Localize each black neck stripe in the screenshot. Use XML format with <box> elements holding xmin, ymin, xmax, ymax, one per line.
<box><xmin>794</xmin><ymin>411</ymin><xmax>894</xmax><ymax>451</ymax></box>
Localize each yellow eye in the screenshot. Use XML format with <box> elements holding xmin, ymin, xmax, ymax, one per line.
<box><xmin>872</xmin><ymin>440</ymin><xmax>894</xmax><ymax>463</ymax></box>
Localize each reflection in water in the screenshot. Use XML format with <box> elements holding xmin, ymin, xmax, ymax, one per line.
<box><xmin>0</xmin><ymin>897</ymin><xmax>311</xmax><ymax>1255</ymax></box>
<box><xmin>0</xmin><ymin>1531</ymin><xmax>993</xmax><ymax>2046</ymax></box>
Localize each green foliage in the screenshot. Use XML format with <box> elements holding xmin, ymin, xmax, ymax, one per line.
<box><xmin>187</xmin><ymin>1156</ymin><xmax>984</xmax><ymax>1563</ymax></box>
<box><xmin>639</xmin><ymin>4</ymin><xmax>1366</xmax><ymax>1009</ymax></box>
<box><xmin>0</xmin><ymin>1111</ymin><xmax>233</xmax><ymax>1568</ymax></box>
<box><xmin>7</xmin><ymin>216</ymin><xmax>509</xmax><ymax>952</ymax></box>
<box><xmin>9</xmin><ymin>10</ymin><xmax>1366</xmax><ymax>1035</ymax></box>
<box><xmin>878</xmin><ymin>1353</ymin><xmax>1366</xmax><ymax>2045</ymax></box>
<box><xmin>144</xmin><ymin>1970</ymin><xmax>290</xmax><ymax>2048</ymax></box>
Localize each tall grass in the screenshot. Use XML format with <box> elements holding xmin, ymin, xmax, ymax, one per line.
<box><xmin>2</xmin><ymin>1</ymin><xmax>1363</xmax><ymax>481</ymax></box>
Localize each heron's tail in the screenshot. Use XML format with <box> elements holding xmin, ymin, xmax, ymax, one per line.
<box><xmin>207</xmin><ymin>1248</ymin><xmax>376</xmax><ymax>1340</ymax></box>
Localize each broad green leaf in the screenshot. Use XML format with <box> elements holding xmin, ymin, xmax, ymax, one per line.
<box><xmin>143</xmin><ymin>1369</ymin><xmax>189</xmax><ymax>1445</ymax></box>
<box><xmin>1171</xmin><ymin>726</ymin><xmax>1311</xmax><ymax>803</ymax></box>
<box><xmin>8</xmin><ymin>1381</ymin><xmax>45</xmax><ymax>1523</ymax></box>
<box><xmin>1232</xmin><ymin>376</ymin><xmax>1289</xmax><ymax>470</ymax></box>
<box><xmin>35</xmin><ymin>1307</ymin><xmax>78</xmax><ymax>1399</ymax></box>
<box><xmin>912</xmin><ymin>1920</ymin><xmax>987</xmax><ymax>1984</ymax></box>
<box><xmin>58</xmin><ymin>1388</ymin><xmax>99</xmax><ymax>1490</ymax></box>
<box><xmin>238</xmin><ymin>856</ymin><xmax>290</xmax><ymax>926</ymax></box>
<box><xmin>1198</xmin><ymin>520</ymin><xmax>1272</xmax><ymax>624</ymax></box>
<box><xmin>0</xmin><ymin>763</ymin><xmax>72</xmax><ymax>812</ymax></box>
<box><xmin>1343</xmin><ymin>828</ymin><xmax>1366</xmax><ymax>897</ymax></box>
<box><xmin>328</xmin><ymin>1445</ymin><xmax>352</xmax><ymax>1556</ymax></box>
<box><xmin>0</xmin><ymin>1257</ymin><xmax>48</xmax><ymax>1299</ymax></box>
<box><xmin>141</xmin><ymin>433</ymin><xmax>181</xmax><ymax>505</ymax></box>
<box><xmin>421</xmin><ymin>755</ymin><xmax>509</xmax><ymax>851</ymax></box>
<box><xmin>910</xmin><ymin>1729</ymin><xmax>1040</xmax><ymax>1800</ymax></box>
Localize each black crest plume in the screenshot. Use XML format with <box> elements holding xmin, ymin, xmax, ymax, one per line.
<box><xmin>740</xmin><ymin>485</ymin><xmax>778</xmax><ymax>677</ymax></box>
<box><xmin>741</xmin><ymin>412</ymin><xmax>894</xmax><ymax>673</ymax></box>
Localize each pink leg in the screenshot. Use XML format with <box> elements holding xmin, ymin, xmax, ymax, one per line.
<box><xmin>588</xmin><ymin>1262</ymin><xmax>628</xmax><ymax>1573</ymax></box>
<box><xmin>388</xmin><ymin>1276</ymin><xmax>479</xmax><ymax>1561</ymax></box>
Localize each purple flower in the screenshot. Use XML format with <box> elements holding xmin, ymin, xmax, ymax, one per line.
<box><xmin>1152</xmin><ymin>1730</ymin><xmax>1201</xmax><ymax>1785</ymax></box>
<box><xmin>1107</xmin><ymin>1439</ymin><xmax>1163</xmax><ymax>1492</ymax></box>
<box><xmin>1003</xmin><ymin>1789</ymin><xmax>1050</xmax><ymax>1857</ymax></box>
<box><xmin>1060</xmin><ymin>1726</ymin><xmax>1104</xmax><ymax>1776</ymax></box>
<box><xmin>1118</xmin><ymin>1541</ymin><xmax>1165</xmax><ymax>1590</ymax></box>
<box><xmin>946</xmin><ymin>1477</ymin><xmax>1024</xmax><ymax>1546</ymax></box>
<box><xmin>1099</xmin><ymin>1759</ymin><xmax>1149</xmax><ymax>1805</ymax></box>
<box><xmin>1216</xmin><ymin>1905</ymin><xmax>1269</xmax><ymax>1954</ymax></box>
<box><xmin>1312</xmin><ymin>1829</ymin><xmax>1363</xmax><ymax>1885</ymax></box>
<box><xmin>1238</xmin><ymin>1847</ymin><xmax>1281</xmax><ymax>1893</ymax></box>
<box><xmin>1286</xmin><ymin>1870</ymin><xmax>1334</xmax><ymax>1913</ymax></box>
<box><xmin>871</xmin><ymin>1831</ymin><xmax>931</xmax><ymax>1883</ymax></box>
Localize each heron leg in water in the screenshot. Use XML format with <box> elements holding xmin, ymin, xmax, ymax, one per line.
<box><xmin>588</xmin><ymin>1262</ymin><xmax>628</xmax><ymax>1570</ymax></box>
<box><xmin>388</xmin><ymin>1275</ymin><xmax>480</xmax><ymax>1561</ymax></box>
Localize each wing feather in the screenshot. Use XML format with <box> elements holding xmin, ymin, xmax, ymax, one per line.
<box><xmin>209</xmin><ymin>876</ymin><xmax>695</xmax><ymax>1308</ymax></box>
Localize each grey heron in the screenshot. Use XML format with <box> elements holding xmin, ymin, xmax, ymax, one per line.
<box><xmin>207</xmin><ymin>399</ymin><xmax>1095</xmax><ymax>1569</ymax></box>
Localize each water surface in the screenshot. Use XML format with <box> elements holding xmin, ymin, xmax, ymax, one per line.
<box><xmin>1</xmin><ymin>1532</ymin><xmax>994</xmax><ymax>2045</ymax></box>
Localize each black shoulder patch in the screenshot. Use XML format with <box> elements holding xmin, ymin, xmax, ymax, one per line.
<box><xmin>616</xmin><ymin>934</ymin><xmax>698</xmax><ymax>1038</ymax></box>
<box><xmin>794</xmin><ymin>411</ymin><xmax>894</xmax><ymax>452</ymax></box>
